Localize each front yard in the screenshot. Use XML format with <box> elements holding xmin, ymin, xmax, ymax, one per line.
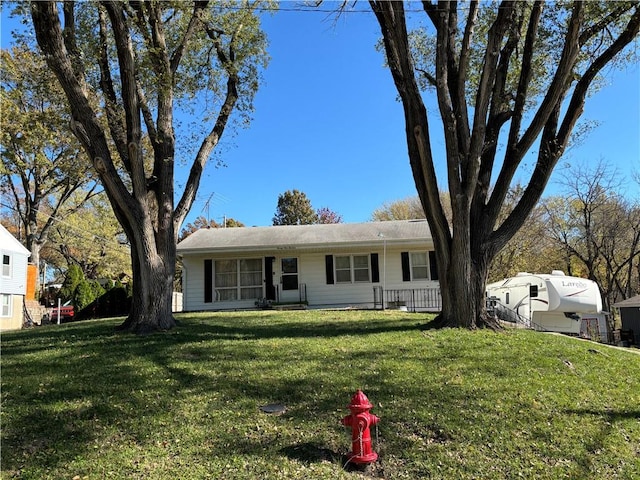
<box><xmin>1</xmin><ymin>310</ymin><xmax>638</xmax><ymax>479</ymax></box>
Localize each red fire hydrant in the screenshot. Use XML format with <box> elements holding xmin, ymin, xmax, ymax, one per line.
<box><xmin>341</xmin><ymin>389</ymin><xmax>380</xmax><ymax>464</ymax></box>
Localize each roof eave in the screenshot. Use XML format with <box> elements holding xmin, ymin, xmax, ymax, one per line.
<box><xmin>177</xmin><ymin>238</ymin><xmax>433</xmax><ymax>255</ymax></box>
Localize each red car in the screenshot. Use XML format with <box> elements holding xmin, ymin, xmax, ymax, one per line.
<box><xmin>49</xmin><ymin>305</ymin><xmax>75</xmax><ymax>322</ymax></box>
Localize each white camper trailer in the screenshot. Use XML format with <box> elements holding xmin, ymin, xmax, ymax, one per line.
<box><xmin>486</xmin><ymin>271</ymin><xmax>603</xmax><ymax>334</ymax></box>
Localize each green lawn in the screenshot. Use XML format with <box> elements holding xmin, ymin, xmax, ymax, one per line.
<box><xmin>1</xmin><ymin>310</ymin><xmax>639</xmax><ymax>479</ymax></box>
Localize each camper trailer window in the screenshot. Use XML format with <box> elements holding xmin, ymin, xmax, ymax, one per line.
<box><xmin>530</xmin><ymin>285</ymin><xmax>538</xmax><ymax>297</ymax></box>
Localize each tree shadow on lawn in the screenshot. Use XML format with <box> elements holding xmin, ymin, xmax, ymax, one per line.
<box><xmin>563</xmin><ymin>408</ymin><xmax>640</xmax><ymax>477</ymax></box>
<box><xmin>1</xmin><ymin>353</ymin><xmax>159</xmax><ymax>476</ymax></box>
<box><xmin>0</xmin><ymin>316</ymin><xmax>426</xmax><ymax>475</ymax></box>
<box><xmin>174</xmin><ymin>313</ymin><xmax>427</xmax><ymax>341</ymax></box>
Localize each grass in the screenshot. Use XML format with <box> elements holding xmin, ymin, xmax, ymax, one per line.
<box><xmin>1</xmin><ymin>310</ymin><xmax>639</xmax><ymax>479</ymax></box>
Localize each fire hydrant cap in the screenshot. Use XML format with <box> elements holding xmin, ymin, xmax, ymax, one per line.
<box><xmin>348</xmin><ymin>389</ymin><xmax>373</xmax><ymax>410</ymax></box>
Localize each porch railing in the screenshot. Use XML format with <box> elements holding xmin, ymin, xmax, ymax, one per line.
<box><xmin>373</xmin><ymin>287</ymin><xmax>442</xmax><ymax>312</ymax></box>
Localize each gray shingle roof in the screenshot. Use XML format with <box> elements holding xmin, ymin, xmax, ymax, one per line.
<box><xmin>612</xmin><ymin>294</ymin><xmax>640</xmax><ymax>308</ymax></box>
<box><xmin>177</xmin><ymin>219</ymin><xmax>431</xmax><ymax>253</ymax></box>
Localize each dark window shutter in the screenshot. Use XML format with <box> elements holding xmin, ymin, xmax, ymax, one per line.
<box><xmin>401</xmin><ymin>252</ymin><xmax>411</xmax><ymax>282</ymax></box>
<box><xmin>428</xmin><ymin>251</ymin><xmax>438</xmax><ymax>280</ymax></box>
<box><xmin>325</xmin><ymin>255</ymin><xmax>334</xmax><ymax>284</ymax></box>
<box><xmin>371</xmin><ymin>253</ymin><xmax>380</xmax><ymax>283</ymax></box>
<box><xmin>204</xmin><ymin>259</ymin><xmax>213</xmax><ymax>303</ymax></box>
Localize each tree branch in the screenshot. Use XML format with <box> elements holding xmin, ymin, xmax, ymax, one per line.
<box><xmin>484</xmin><ymin>1</ymin><xmax>543</xmax><ymax>222</ymax></box>
<box><xmin>557</xmin><ymin>5</ymin><xmax>640</xmax><ymax>149</ymax></box>
<box><xmin>174</xmin><ymin>74</ymin><xmax>238</xmax><ymax>234</ymax></box>
<box><xmin>102</xmin><ymin>1</ymin><xmax>146</xmax><ymax>200</ymax></box>
<box><xmin>370</xmin><ymin>0</ymin><xmax>452</xmax><ymax>255</ymax></box>
<box><xmin>465</xmin><ymin>1</ymin><xmax>514</xmax><ymax>199</ymax></box>
<box><xmin>170</xmin><ymin>1</ymin><xmax>209</xmax><ymax>74</ymax></box>
<box><xmin>579</xmin><ymin>3</ymin><xmax>637</xmax><ymax>45</ymax></box>
<box><xmin>31</xmin><ymin>1</ymin><xmax>139</xmax><ymax>227</ymax></box>
<box><xmin>97</xmin><ymin>6</ymin><xmax>130</xmax><ymax>171</ymax></box>
<box><xmin>512</xmin><ymin>2</ymin><xmax>584</xmax><ymax>158</ymax></box>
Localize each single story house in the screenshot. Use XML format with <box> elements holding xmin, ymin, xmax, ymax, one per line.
<box><xmin>0</xmin><ymin>224</ymin><xmax>31</xmax><ymax>331</ymax></box>
<box><xmin>176</xmin><ymin>219</ymin><xmax>441</xmax><ymax>312</ymax></box>
<box><xmin>612</xmin><ymin>294</ymin><xmax>640</xmax><ymax>346</ymax></box>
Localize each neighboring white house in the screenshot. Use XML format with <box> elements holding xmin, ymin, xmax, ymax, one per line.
<box><xmin>176</xmin><ymin>220</ymin><xmax>441</xmax><ymax>312</ymax></box>
<box><xmin>0</xmin><ymin>224</ymin><xmax>31</xmax><ymax>331</ymax></box>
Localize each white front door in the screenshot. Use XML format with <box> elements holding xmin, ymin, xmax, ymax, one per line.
<box><xmin>279</xmin><ymin>257</ymin><xmax>299</xmax><ymax>303</ymax></box>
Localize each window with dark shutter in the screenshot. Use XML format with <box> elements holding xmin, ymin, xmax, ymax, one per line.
<box><xmin>401</xmin><ymin>252</ymin><xmax>411</xmax><ymax>281</ymax></box>
<box><xmin>204</xmin><ymin>259</ymin><xmax>213</xmax><ymax>303</ymax></box>
<box><xmin>325</xmin><ymin>255</ymin><xmax>334</xmax><ymax>284</ymax></box>
<box><xmin>371</xmin><ymin>253</ymin><xmax>380</xmax><ymax>283</ymax></box>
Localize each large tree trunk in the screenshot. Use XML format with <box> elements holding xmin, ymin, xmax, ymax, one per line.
<box><xmin>118</xmin><ymin>239</ymin><xmax>176</xmax><ymax>334</ymax></box>
<box><xmin>434</xmin><ymin>227</ymin><xmax>498</xmax><ymax>330</ymax></box>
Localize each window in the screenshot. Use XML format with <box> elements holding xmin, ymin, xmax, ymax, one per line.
<box><xmin>2</xmin><ymin>255</ymin><xmax>10</xmax><ymax>277</ymax></box>
<box><xmin>353</xmin><ymin>255</ymin><xmax>370</xmax><ymax>282</ymax></box>
<box><xmin>402</xmin><ymin>251</ymin><xmax>438</xmax><ymax>281</ymax></box>
<box><xmin>240</xmin><ymin>259</ymin><xmax>263</xmax><ymax>299</ymax></box>
<box><xmin>281</xmin><ymin>257</ymin><xmax>298</xmax><ymax>291</ymax></box>
<box><xmin>214</xmin><ymin>258</ymin><xmax>263</xmax><ymax>301</ymax></box>
<box><xmin>335</xmin><ymin>256</ymin><xmax>351</xmax><ymax>283</ymax></box>
<box><xmin>215</xmin><ymin>260</ymin><xmax>238</xmax><ymax>301</ymax></box>
<box><xmin>410</xmin><ymin>252</ymin><xmax>429</xmax><ymax>280</ymax></box>
<box><xmin>1</xmin><ymin>294</ymin><xmax>10</xmax><ymax>317</ymax></box>
<box><xmin>335</xmin><ymin>255</ymin><xmax>370</xmax><ymax>283</ymax></box>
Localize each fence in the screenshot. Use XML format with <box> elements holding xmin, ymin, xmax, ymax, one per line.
<box><xmin>373</xmin><ymin>287</ymin><xmax>442</xmax><ymax>312</ymax></box>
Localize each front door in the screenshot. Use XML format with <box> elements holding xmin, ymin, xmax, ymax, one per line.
<box><xmin>280</xmin><ymin>257</ymin><xmax>299</xmax><ymax>302</ymax></box>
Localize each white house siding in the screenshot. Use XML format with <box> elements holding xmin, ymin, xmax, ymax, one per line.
<box><xmin>1</xmin><ymin>225</ymin><xmax>31</xmax><ymax>331</ymax></box>
<box><xmin>1</xmin><ymin>251</ymin><xmax>29</xmax><ymax>295</ymax></box>
<box><xmin>181</xmin><ymin>245</ymin><xmax>439</xmax><ymax>312</ymax></box>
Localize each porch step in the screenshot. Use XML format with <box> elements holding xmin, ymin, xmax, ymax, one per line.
<box><xmin>24</xmin><ymin>300</ymin><xmax>48</xmax><ymax>325</ymax></box>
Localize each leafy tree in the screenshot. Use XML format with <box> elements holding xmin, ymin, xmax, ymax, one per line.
<box><xmin>371</xmin><ymin>196</ymin><xmax>426</xmax><ymax>221</ymax></box>
<box><xmin>40</xmin><ymin>192</ymin><xmax>131</xmax><ymax>281</ymax></box>
<box><xmin>0</xmin><ymin>46</ymin><xmax>99</xmax><ymax>287</ymax></box>
<box><xmin>273</xmin><ymin>189</ymin><xmax>319</xmax><ymax>225</ymax></box>
<box><xmin>30</xmin><ymin>1</ymin><xmax>269</xmax><ymax>333</ymax></box>
<box><xmin>316</xmin><ymin>207</ymin><xmax>343</xmax><ymax>224</ymax></box>
<box><xmin>73</xmin><ymin>279</ymin><xmax>95</xmax><ymax>312</ymax></box>
<box><xmin>370</xmin><ymin>1</ymin><xmax>640</xmax><ymax>329</ymax></box>
<box><xmin>59</xmin><ymin>263</ymin><xmax>83</xmax><ymax>303</ymax></box>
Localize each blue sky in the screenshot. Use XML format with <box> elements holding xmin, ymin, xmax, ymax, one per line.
<box><xmin>2</xmin><ymin>5</ymin><xmax>639</xmax><ymax>228</ymax></box>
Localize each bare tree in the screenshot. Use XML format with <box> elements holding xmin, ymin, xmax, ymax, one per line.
<box><xmin>370</xmin><ymin>1</ymin><xmax>640</xmax><ymax>328</ymax></box>
<box><xmin>543</xmin><ymin>161</ymin><xmax>640</xmax><ymax>311</ymax></box>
